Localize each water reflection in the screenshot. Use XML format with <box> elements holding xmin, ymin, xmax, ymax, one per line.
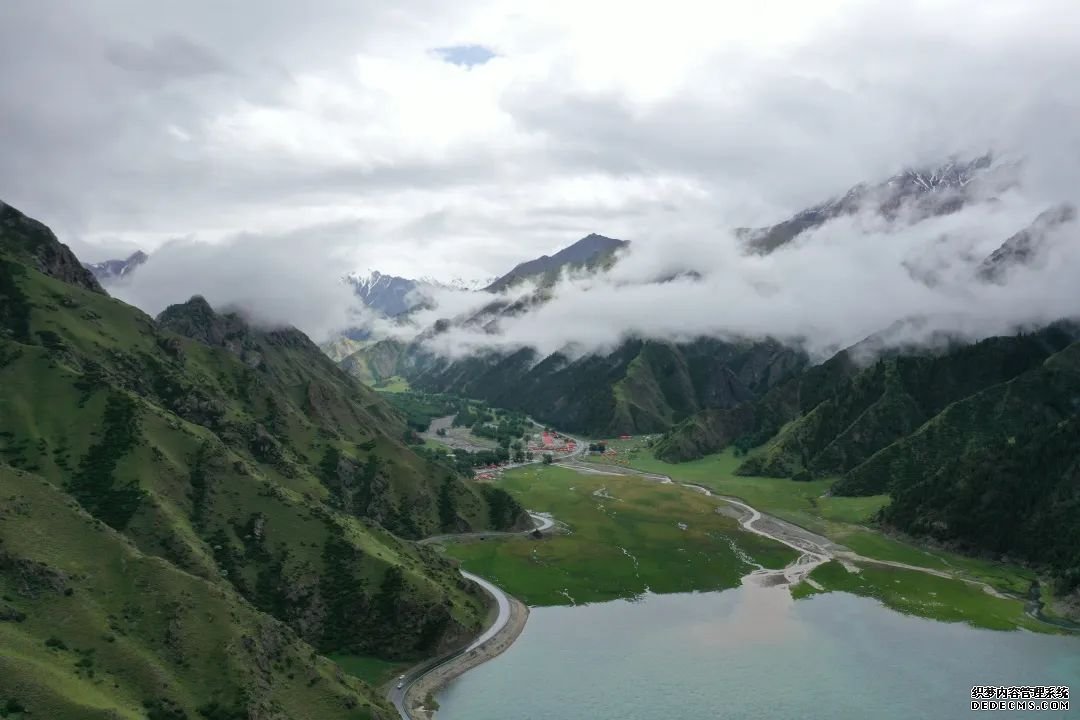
<box><xmin>438</xmin><ymin>587</ymin><xmax>1080</xmax><ymax>720</ymax></box>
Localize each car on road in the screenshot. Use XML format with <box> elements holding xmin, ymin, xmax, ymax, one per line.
<box><xmin>396</xmin><ymin>681</ymin><xmax>404</xmax><ymax>690</ymax></box>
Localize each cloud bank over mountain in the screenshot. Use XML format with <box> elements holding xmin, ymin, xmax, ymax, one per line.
<box><xmin>418</xmin><ymin>184</ymin><xmax>1079</xmax><ymax>359</ymax></box>
<box><xmin>4</xmin><ymin>0</ymin><xmax>1080</xmax><ymax>348</ymax></box>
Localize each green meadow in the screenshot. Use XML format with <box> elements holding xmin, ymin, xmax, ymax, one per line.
<box><xmin>592</xmin><ymin>443</ymin><xmax>1036</xmax><ymax>591</ymax></box>
<box><xmin>795</xmin><ymin>561</ymin><xmax>1046</xmax><ymax>632</ymax></box>
<box><xmin>541</xmin><ymin>442</ymin><xmax>1051</xmax><ymax>631</ymax></box>
<box><xmin>373</xmin><ymin>375</ymin><xmax>411</xmax><ymax>393</ymax></box>
<box><xmin>444</xmin><ymin>465</ymin><xmax>797</xmax><ymax>606</ymax></box>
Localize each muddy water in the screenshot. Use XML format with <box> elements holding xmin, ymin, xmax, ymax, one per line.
<box><xmin>437</xmin><ymin>578</ymin><xmax>1079</xmax><ymax>720</ymax></box>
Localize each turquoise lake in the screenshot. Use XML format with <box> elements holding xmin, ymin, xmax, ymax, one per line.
<box><xmin>437</xmin><ymin>580</ymin><xmax>1079</xmax><ymax>719</ymax></box>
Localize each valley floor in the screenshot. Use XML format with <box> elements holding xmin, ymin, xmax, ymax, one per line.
<box><xmin>447</xmin><ymin>444</ymin><xmax>1068</xmax><ymax>633</ymax></box>
<box><xmin>577</xmin><ymin>443</ymin><xmax>1073</xmax><ymax>630</ymax></box>
<box><xmin>383</xmin><ymin>436</ymin><xmax>1075</xmax><ymax>719</ymax></box>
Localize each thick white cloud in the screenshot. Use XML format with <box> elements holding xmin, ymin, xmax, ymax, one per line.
<box><xmin>423</xmin><ymin>187</ymin><xmax>1080</xmax><ymax>359</ymax></box>
<box><xmin>3</xmin><ymin>0</ymin><xmax>1080</xmax><ymax>348</ymax></box>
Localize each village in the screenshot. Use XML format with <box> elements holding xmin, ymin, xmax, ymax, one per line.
<box><xmin>472</xmin><ymin>428</ymin><xmax>580</xmax><ymax>481</ymax></box>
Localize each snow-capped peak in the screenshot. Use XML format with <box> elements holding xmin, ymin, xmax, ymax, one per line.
<box><xmin>419</xmin><ymin>275</ymin><xmax>496</xmax><ymax>292</ymax></box>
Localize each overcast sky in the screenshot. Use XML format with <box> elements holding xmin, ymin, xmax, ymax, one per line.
<box><xmin>3</xmin><ymin>1</ymin><xmax>1079</xmax><ymax>345</ymax></box>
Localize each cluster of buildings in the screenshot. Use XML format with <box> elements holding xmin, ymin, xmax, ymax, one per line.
<box><xmin>528</xmin><ymin>430</ymin><xmax>576</xmax><ymax>455</ymax></box>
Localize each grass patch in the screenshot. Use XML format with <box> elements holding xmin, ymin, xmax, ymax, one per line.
<box><xmin>445</xmin><ymin>465</ymin><xmax>797</xmax><ymax>606</ymax></box>
<box><xmin>373</xmin><ymin>376</ymin><xmax>410</xmax><ymax>393</ymax></box>
<box><xmin>328</xmin><ymin>654</ymin><xmax>408</xmax><ymax>686</ymax></box>
<box><xmin>595</xmin><ymin>443</ymin><xmax>1038</xmax><ymax>600</ymax></box>
<box><xmin>800</xmin><ymin>561</ymin><xmax>1048</xmax><ymax>632</ymax></box>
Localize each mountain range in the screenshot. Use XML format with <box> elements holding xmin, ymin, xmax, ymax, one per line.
<box><xmin>346</xmin><ymin>270</ymin><xmax>431</xmax><ymax>318</ymax></box>
<box><xmin>340</xmin><ymin>155</ymin><xmax>1075</xmax><ymax>429</ymax></box>
<box><xmin>87</xmin><ymin>233</ymin><xmax>626</xmax><ymax>324</ymax></box>
<box><xmin>332</xmin><ymin>155</ymin><xmax>1080</xmax><ymax>598</ymax></box>
<box><xmin>736</xmin><ymin>154</ymin><xmax>1001</xmax><ymax>254</ymax></box>
<box><xmin>0</xmin><ymin>199</ymin><xmax>527</xmax><ymax>719</ymax></box>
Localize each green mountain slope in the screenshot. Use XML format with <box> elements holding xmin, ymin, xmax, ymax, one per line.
<box><xmin>654</xmin><ymin>327</ymin><xmax>1075</xmax><ymax>466</ymax></box>
<box><xmin>858</xmin><ymin>344</ymin><xmax>1080</xmax><ymax>590</ymax></box>
<box><xmin>0</xmin><ymin>201</ymin><xmax>523</xmax><ymax>717</ymax></box>
<box><xmin>654</xmin><ymin>326</ymin><xmax>1080</xmax><ymax>591</ymax></box>
<box><xmin>0</xmin><ymin>465</ymin><xmax>392</xmax><ymax>720</ymax></box>
<box><xmin>738</xmin><ymin>329</ymin><xmax>1076</xmax><ymax>477</ymax></box>
<box><xmin>350</xmin><ymin>337</ymin><xmax>807</xmax><ymax>436</ymax></box>
<box><xmin>880</xmin><ymin>413</ymin><xmax>1080</xmax><ymax>591</ymax></box>
<box><xmin>652</xmin><ymin>347</ymin><xmax>861</xmax><ymax>462</ymax></box>
<box><xmin>837</xmin><ymin>340</ymin><xmax>1080</xmax><ymax>495</ymax></box>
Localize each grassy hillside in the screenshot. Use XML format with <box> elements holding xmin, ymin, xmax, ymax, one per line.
<box><xmin>0</xmin><ymin>201</ymin><xmax>525</xmax><ymax>717</ymax></box>
<box><xmin>652</xmin><ymin>347</ymin><xmax>860</xmax><ymax>462</ymax></box>
<box><xmin>880</xmin><ymin>413</ymin><xmax>1080</xmax><ymax>592</ymax></box>
<box><xmin>738</xmin><ymin>329</ymin><xmax>1074</xmax><ymax>477</ymax></box>
<box><xmin>0</xmin><ymin>466</ymin><xmax>394</xmax><ymax>720</ymax></box>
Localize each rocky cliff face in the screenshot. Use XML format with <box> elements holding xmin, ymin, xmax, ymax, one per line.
<box><xmin>0</xmin><ymin>200</ymin><xmax>104</xmax><ymax>294</ymax></box>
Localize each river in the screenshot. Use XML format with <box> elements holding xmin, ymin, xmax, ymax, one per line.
<box><xmin>436</xmin><ymin>576</ymin><xmax>1079</xmax><ymax>720</ymax></box>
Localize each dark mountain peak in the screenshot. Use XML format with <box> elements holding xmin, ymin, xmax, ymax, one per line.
<box><xmin>0</xmin><ymin>199</ymin><xmax>105</xmax><ymax>294</ymax></box>
<box><xmin>157</xmin><ymin>295</ymin><xmax>239</xmax><ymax>346</ymax></box>
<box><xmin>556</xmin><ymin>233</ymin><xmax>627</xmax><ymax>260</ymax></box>
<box><xmin>157</xmin><ymin>295</ymin><xmax>320</xmax><ymax>367</ymax></box>
<box><xmin>157</xmin><ymin>295</ymin><xmax>260</xmax><ymax>351</ymax></box>
<box><xmin>484</xmin><ymin>233</ymin><xmax>629</xmax><ymax>292</ymax></box>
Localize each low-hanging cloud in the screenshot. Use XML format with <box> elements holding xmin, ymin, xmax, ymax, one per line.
<box><xmin>419</xmin><ymin>182</ymin><xmax>1080</xmax><ymax>360</ymax></box>
<box><xmin>109</xmin><ymin>221</ymin><xmax>376</xmax><ymax>342</ymax></box>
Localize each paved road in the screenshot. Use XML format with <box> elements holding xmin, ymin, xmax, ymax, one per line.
<box><xmin>461</xmin><ymin>571</ymin><xmax>510</xmax><ymax>652</ymax></box>
<box><xmin>419</xmin><ymin>511</ymin><xmax>554</xmax><ymax>546</ymax></box>
<box><xmin>388</xmin><ymin>512</ymin><xmax>552</xmax><ymax>719</ymax></box>
<box><xmin>385</xmin><ymin>434</ymin><xmax>601</xmax><ymax>719</ymax></box>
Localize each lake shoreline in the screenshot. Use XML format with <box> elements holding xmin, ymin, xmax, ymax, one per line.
<box><xmin>403</xmin><ymin>592</ymin><xmax>529</xmax><ymax>719</ymax></box>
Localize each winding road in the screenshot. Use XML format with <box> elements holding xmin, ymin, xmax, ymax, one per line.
<box><xmin>389</xmin><ymin>512</ymin><xmax>553</xmax><ymax>720</ymax></box>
